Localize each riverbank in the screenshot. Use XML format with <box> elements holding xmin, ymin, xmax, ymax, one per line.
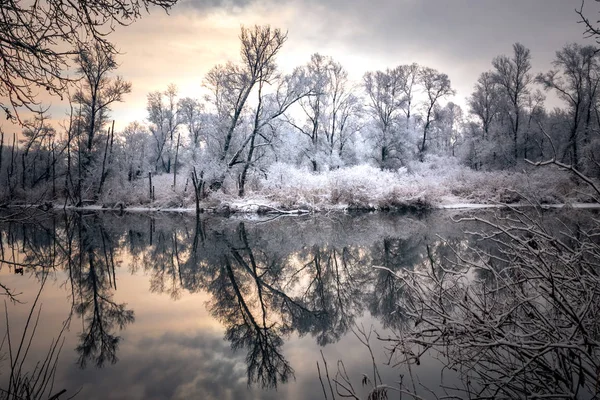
<box><xmin>4</xmin><ymin>200</ymin><xmax>600</xmax><ymax>217</ymax></box>
<box><xmin>1</xmin><ymin>159</ymin><xmax>598</xmax><ymax>215</ymax></box>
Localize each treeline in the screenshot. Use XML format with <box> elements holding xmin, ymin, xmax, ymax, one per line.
<box><xmin>0</xmin><ymin>25</ymin><xmax>598</xmax><ymax>205</ymax></box>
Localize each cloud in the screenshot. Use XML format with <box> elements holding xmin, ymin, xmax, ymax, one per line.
<box><xmin>177</xmin><ymin>0</ymin><xmax>258</xmax><ymax>12</ymax></box>
<box><xmin>60</xmin><ymin>330</ymin><xmax>283</xmax><ymax>400</ymax></box>
<box><xmin>1</xmin><ymin>0</ymin><xmax>590</xmax><ymax>134</ymax></box>
<box><xmin>264</xmin><ymin>0</ymin><xmax>588</xmax><ymax>108</ymax></box>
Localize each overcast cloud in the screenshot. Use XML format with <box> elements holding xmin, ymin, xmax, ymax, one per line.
<box><xmin>2</xmin><ymin>0</ymin><xmax>595</xmax><ymax>132</ymax></box>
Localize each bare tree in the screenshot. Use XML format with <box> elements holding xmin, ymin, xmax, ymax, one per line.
<box><xmin>73</xmin><ymin>43</ymin><xmax>132</xmax><ymax>154</ymax></box>
<box><xmin>0</xmin><ymin>0</ymin><xmax>178</xmax><ymax>121</ymax></box>
<box><xmin>236</xmin><ymin>69</ymin><xmax>312</xmax><ymax>197</ymax></box>
<box><xmin>363</xmin><ymin>67</ymin><xmax>408</xmax><ymax>168</ymax></box>
<box><xmin>178</xmin><ymin>97</ymin><xmax>205</xmax><ymax>149</ymax></box>
<box><xmin>434</xmin><ymin>101</ymin><xmax>464</xmax><ymax>156</ymax></box>
<box><xmin>398</xmin><ymin>63</ymin><xmax>420</xmax><ymax>124</ymax></box>
<box><xmin>492</xmin><ymin>43</ymin><xmax>533</xmax><ymax>163</ymax></box>
<box><xmin>418</xmin><ymin>67</ymin><xmax>455</xmax><ymax>159</ymax></box>
<box><xmin>288</xmin><ymin>54</ymin><xmax>330</xmax><ymax>171</ymax></box>
<box><xmin>205</xmin><ymin>26</ymin><xmax>287</xmax><ymax>166</ymax></box>
<box><xmin>18</xmin><ymin>111</ymin><xmax>59</xmax><ymax>191</ymax></box>
<box><xmin>147</xmin><ymin>84</ymin><xmax>179</xmax><ymax>173</ymax></box>
<box><xmin>322</xmin><ymin>58</ymin><xmax>360</xmax><ymax>159</ymax></box>
<box><xmin>119</xmin><ymin>122</ymin><xmax>151</xmax><ymax>181</ymax></box>
<box><xmin>469</xmin><ymin>71</ymin><xmax>501</xmax><ymax>139</ymax></box>
<box><xmin>288</xmin><ymin>54</ymin><xmax>360</xmax><ymax>170</ymax></box>
<box><xmin>536</xmin><ymin>43</ymin><xmax>599</xmax><ymax>169</ymax></box>
<box><xmin>20</xmin><ymin>112</ymin><xmax>56</xmax><ymax>156</ymax></box>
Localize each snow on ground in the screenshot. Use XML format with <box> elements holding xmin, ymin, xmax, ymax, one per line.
<box><xmin>439</xmin><ymin>203</ymin><xmax>600</xmax><ymax>210</ymax></box>
<box><xmin>12</xmin><ymin>202</ymin><xmax>599</xmax><ymax>216</ymax></box>
<box><xmin>5</xmin><ymin>158</ymin><xmax>598</xmax><ymax>214</ymax></box>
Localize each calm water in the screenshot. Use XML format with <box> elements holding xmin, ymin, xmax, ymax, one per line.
<box><xmin>0</xmin><ymin>210</ymin><xmax>596</xmax><ymax>399</ymax></box>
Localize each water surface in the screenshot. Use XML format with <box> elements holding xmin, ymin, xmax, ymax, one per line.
<box><xmin>0</xmin><ymin>210</ymin><xmax>595</xmax><ymax>399</ymax></box>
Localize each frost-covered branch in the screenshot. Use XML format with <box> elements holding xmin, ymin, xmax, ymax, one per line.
<box><xmin>383</xmin><ymin>207</ymin><xmax>600</xmax><ymax>399</ymax></box>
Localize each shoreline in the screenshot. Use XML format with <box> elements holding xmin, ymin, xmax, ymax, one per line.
<box><xmin>3</xmin><ymin>200</ymin><xmax>600</xmax><ymax>216</ymax></box>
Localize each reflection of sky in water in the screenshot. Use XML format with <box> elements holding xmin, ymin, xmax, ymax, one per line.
<box><xmin>0</xmin><ymin>212</ymin><xmax>485</xmax><ymax>399</ymax></box>
<box><xmin>4</xmin><ymin>272</ymin><xmax>449</xmax><ymax>400</ymax></box>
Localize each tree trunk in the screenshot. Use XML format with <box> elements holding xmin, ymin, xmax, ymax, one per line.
<box><xmin>109</xmin><ymin>120</ymin><xmax>115</xmax><ymax>155</ymax></box>
<box><xmin>191</xmin><ymin>168</ymin><xmax>204</xmax><ymax>215</ymax></box>
<box><xmin>21</xmin><ymin>153</ymin><xmax>26</xmax><ymax>190</ymax></box>
<box><xmin>420</xmin><ymin>105</ymin><xmax>434</xmax><ymax>161</ymax></box>
<box><xmin>52</xmin><ymin>143</ymin><xmax>56</xmax><ymax>199</ymax></box>
<box><xmin>173</xmin><ymin>133</ymin><xmax>180</xmax><ymax>189</ymax></box>
<box><xmin>513</xmin><ymin>105</ymin><xmax>520</xmax><ymax>162</ymax></box>
<box><xmin>97</xmin><ymin>130</ymin><xmax>111</xmax><ymax>197</ymax></box>
<box><xmin>238</xmin><ymin>124</ymin><xmax>258</xmax><ymax>197</ymax></box>
<box><xmin>239</xmin><ymin>82</ymin><xmax>264</xmax><ymax>197</ymax></box>
<box><xmin>8</xmin><ymin>133</ymin><xmax>16</xmax><ymax>198</ymax></box>
<box><xmin>221</xmin><ymin>84</ymin><xmax>255</xmax><ymax>162</ymax></box>
<box><xmin>0</xmin><ymin>131</ymin><xmax>3</xmax><ymax>173</ymax></box>
<box><xmin>148</xmin><ymin>172</ymin><xmax>153</xmax><ymax>201</ymax></box>
<box><xmin>77</xmin><ymin>135</ymin><xmax>82</xmax><ymax>206</ymax></box>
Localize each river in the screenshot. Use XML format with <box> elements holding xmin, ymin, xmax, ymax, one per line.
<box><xmin>0</xmin><ymin>209</ymin><xmax>598</xmax><ymax>399</ymax></box>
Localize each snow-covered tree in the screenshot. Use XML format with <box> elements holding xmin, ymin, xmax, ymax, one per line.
<box><xmin>492</xmin><ymin>43</ymin><xmax>533</xmax><ymax>163</ymax></box>
<box><xmin>363</xmin><ymin>67</ymin><xmax>409</xmax><ymax>169</ymax></box>
<box><xmin>418</xmin><ymin>67</ymin><xmax>455</xmax><ymax>159</ymax></box>
<box><xmin>537</xmin><ymin>43</ymin><xmax>600</xmax><ymax>170</ymax></box>
<box><xmin>147</xmin><ymin>84</ymin><xmax>180</xmax><ymax>173</ymax></box>
<box><xmin>286</xmin><ymin>54</ymin><xmax>362</xmax><ymax>171</ymax></box>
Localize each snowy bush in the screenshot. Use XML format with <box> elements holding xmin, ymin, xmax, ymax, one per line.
<box><xmin>250</xmin><ymin>159</ymin><xmax>591</xmax><ymax>211</ymax></box>
<box><xmin>258</xmin><ymin>163</ymin><xmax>432</xmax><ymax>210</ymax></box>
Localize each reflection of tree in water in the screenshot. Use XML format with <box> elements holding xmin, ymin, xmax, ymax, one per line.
<box><xmin>0</xmin><ymin>215</ymin><xmax>72</xmax><ymax>299</ymax></box>
<box><xmin>144</xmin><ymin>229</ymin><xmax>184</xmax><ymax>300</ymax></box>
<box><xmin>2</xmin><ymin>211</ymin><xmax>478</xmax><ymax>390</ymax></box>
<box><xmin>0</xmin><ymin>213</ymin><xmax>133</xmax><ymax>398</ymax></box>
<box><xmin>0</xmin><ymin>214</ymin><xmax>133</xmax><ymax>378</ymax></box>
<box><xmin>289</xmin><ymin>244</ymin><xmax>369</xmax><ymax>345</ymax></box>
<box><xmin>136</xmin><ymin>217</ymin><xmax>451</xmax><ymax>388</ymax></box>
<box><xmin>204</xmin><ymin>223</ymin><xmax>309</xmax><ymax>388</ymax></box>
<box><xmin>209</xmin><ymin>255</ymin><xmax>293</xmax><ymax>389</ymax></box>
<box><xmin>367</xmin><ymin>237</ymin><xmax>424</xmax><ymax>329</ymax></box>
<box><xmin>135</xmin><ymin>216</ymin><xmax>448</xmax><ymax>389</ymax></box>
<box><xmin>68</xmin><ymin>215</ymin><xmax>135</xmax><ymax>368</ymax></box>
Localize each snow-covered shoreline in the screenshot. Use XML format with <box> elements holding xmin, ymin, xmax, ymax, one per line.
<box><xmin>3</xmin><ymin>160</ymin><xmax>599</xmax><ymax>216</ymax></box>
<box><xmin>5</xmin><ymin>200</ymin><xmax>600</xmax><ymax>216</ymax></box>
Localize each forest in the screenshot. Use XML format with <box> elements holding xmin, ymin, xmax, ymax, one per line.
<box><xmin>1</xmin><ymin>19</ymin><xmax>599</xmax><ymax>211</ymax></box>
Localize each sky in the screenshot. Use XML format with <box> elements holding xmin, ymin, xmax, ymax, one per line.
<box><xmin>1</xmin><ymin>0</ymin><xmax>596</xmax><ymax>134</ymax></box>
